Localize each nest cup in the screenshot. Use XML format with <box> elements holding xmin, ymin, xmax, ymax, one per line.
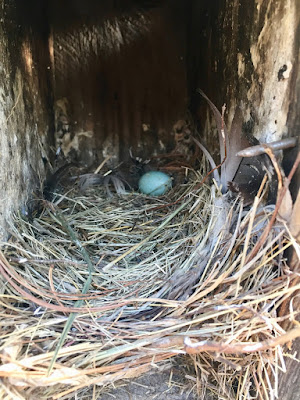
<box><xmin>0</xmin><ymin>153</ymin><xmax>299</xmax><ymax>400</ymax></box>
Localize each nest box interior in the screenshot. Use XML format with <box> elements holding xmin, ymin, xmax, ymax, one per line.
<box><xmin>0</xmin><ymin>2</ymin><xmax>300</xmax><ymax>399</ymax></box>
<box><xmin>0</xmin><ymin>0</ymin><xmax>299</xmax><ymax>236</ymax></box>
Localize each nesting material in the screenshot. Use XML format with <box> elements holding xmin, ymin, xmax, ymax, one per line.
<box><xmin>0</xmin><ymin>162</ymin><xmax>299</xmax><ymax>400</ymax></box>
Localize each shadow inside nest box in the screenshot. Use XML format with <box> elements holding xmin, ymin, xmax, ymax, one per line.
<box><xmin>282</xmin><ymin>145</ymin><xmax>300</xmax><ymax>201</ymax></box>
<box><xmin>231</xmin><ymin>154</ymin><xmax>278</xmax><ymax>205</ymax></box>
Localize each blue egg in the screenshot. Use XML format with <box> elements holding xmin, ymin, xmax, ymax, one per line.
<box><xmin>138</xmin><ymin>171</ymin><xmax>172</xmax><ymax>196</ymax></box>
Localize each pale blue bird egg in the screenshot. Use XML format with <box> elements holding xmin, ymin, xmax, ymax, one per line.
<box><xmin>138</xmin><ymin>171</ymin><xmax>172</xmax><ymax>196</ymax></box>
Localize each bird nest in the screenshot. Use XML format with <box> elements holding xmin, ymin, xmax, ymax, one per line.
<box><xmin>0</xmin><ymin>153</ymin><xmax>299</xmax><ymax>400</ymax></box>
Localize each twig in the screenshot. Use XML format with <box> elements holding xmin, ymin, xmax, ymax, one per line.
<box><xmin>263</xmin><ymin>146</ymin><xmax>282</xmax><ymax>190</ymax></box>
<box><xmin>236</xmin><ymin>137</ymin><xmax>298</xmax><ymax>157</ymax></box>
<box><xmin>246</xmin><ymin>150</ymin><xmax>300</xmax><ymax>262</ymax></box>
<box><xmin>184</xmin><ymin>327</ymin><xmax>300</xmax><ymax>354</ymax></box>
<box><xmin>94</xmin><ymin>155</ymin><xmax>112</xmax><ymax>174</ymax></box>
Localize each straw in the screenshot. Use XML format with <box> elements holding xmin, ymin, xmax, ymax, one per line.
<box><xmin>0</xmin><ymin>162</ymin><xmax>299</xmax><ymax>400</ymax></box>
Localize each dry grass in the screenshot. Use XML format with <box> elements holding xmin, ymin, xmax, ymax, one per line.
<box><xmin>0</xmin><ymin>163</ymin><xmax>299</xmax><ymax>400</ymax></box>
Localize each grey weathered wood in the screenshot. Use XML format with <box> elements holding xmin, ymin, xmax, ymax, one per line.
<box><xmin>0</xmin><ymin>0</ymin><xmax>53</xmax><ymax>239</ymax></box>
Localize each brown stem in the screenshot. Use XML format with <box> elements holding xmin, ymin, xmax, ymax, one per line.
<box><xmin>184</xmin><ymin>327</ymin><xmax>300</xmax><ymax>354</ymax></box>
<box><xmin>246</xmin><ymin>151</ymin><xmax>300</xmax><ymax>262</ymax></box>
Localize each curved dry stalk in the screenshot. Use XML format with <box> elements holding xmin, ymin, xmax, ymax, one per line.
<box><xmin>184</xmin><ymin>327</ymin><xmax>300</xmax><ymax>354</ymax></box>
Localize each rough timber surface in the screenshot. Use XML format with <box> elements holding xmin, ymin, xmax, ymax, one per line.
<box><xmin>0</xmin><ymin>0</ymin><xmax>53</xmax><ymax>240</ymax></box>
